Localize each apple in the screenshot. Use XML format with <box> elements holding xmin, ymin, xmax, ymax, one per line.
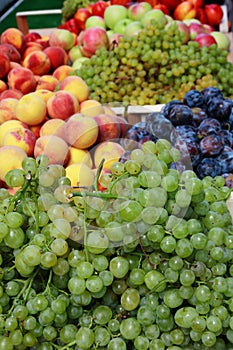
<box><xmin>113</xmin><ymin>18</ymin><xmax>133</xmax><ymax>35</ymax></box>
<box><xmin>188</xmin><ymin>22</ymin><xmax>205</xmax><ymax>39</ymax></box>
<box><xmin>49</xmin><ymin>29</ymin><xmax>75</xmax><ymax>51</ymax></box>
<box><xmin>77</xmin><ymin>27</ymin><xmax>109</xmax><ymax>58</ymax></box>
<box><xmin>204</xmin><ymin>4</ymin><xmax>223</xmax><ymax>27</ymax></box>
<box><xmin>202</xmin><ymin>24</ymin><xmax>214</xmax><ymax>34</ymax></box>
<box><xmin>72</xmin><ymin>57</ymin><xmax>90</xmax><ymax>70</ymax></box>
<box><xmin>74</xmin><ymin>8</ymin><xmax>92</xmax><ymax>31</ymax></box>
<box><xmin>93</xmin><ymin>114</ymin><xmax>121</xmax><ymax>143</ymax></box>
<box><xmin>160</xmin><ymin>0</ymin><xmax>180</xmax><ymax>11</ymax></box>
<box><xmin>92</xmin><ymin>1</ymin><xmax>109</xmax><ymax>17</ymax></box>
<box><xmin>68</xmin><ymin>45</ymin><xmax>83</xmax><ymax>63</ymax></box>
<box><xmin>194</xmin><ymin>33</ymin><xmax>217</xmax><ymax>47</ymax></box>
<box><xmin>124</xmin><ymin>21</ymin><xmax>143</xmax><ymax>36</ymax></box>
<box><xmin>85</xmin><ymin>15</ymin><xmax>106</xmax><ymax>29</ymax></box>
<box><xmin>173</xmin><ymin>21</ymin><xmax>190</xmax><ymax>43</ymax></box>
<box><xmin>186</xmin><ymin>0</ymin><xmax>203</xmax><ymax>8</ymax></box>
<box><xmin>127</xmin><ymin>2</ymin><xmax>152</xmax><ymax>21</ymax></box>
<box><xmin>153</xmin><ymin>4</ymin><xmax>170</xmax><ymax>15</ymax></box>
<box><xmin>210</xmin><ymin>31</ymin><xmax>230</xmax><ymax>51</ymax></box>
<box><xmin>174</xmin><ymin>1</ymin><xmax>196</xmax><ymax>21</ymax></box>
<box><xmin>141</xmin><ymin>9</ymin><xmax>168</xmax><ymax>27</ymax></box>
<box><xmin>195</xmin><ymin>7</ymin><xmax>208</xmax><ymax>24</ymax></box>
<box><xmin>104</xmin><ymin>5</ymin><xmax>128</xmax><ymax>30</ymax></box>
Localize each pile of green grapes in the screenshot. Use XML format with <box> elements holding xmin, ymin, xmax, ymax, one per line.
<box><xmin>75</xmin><ymin>20</ymin><xmax>233</xmax><ymax>106</ymax></box>
<box><xmin>2</xmin><ymin>140</ymin><xmax>233</xmax><ymax>349</ymax></box>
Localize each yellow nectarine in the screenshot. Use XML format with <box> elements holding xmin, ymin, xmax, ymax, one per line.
<box><xmin>67</xmin><ymin>147</ymin><xmax>93</xmax><ymax>168</ymax></box>
<box><xmin>65</xmin><ymin>114</ymin><xmax>98</xmax><ymax>149</ymax></box>
<box><xmin>15</xmin><ymin>92</ymin><xmax>47</xmax><ymax>126</ymax></box>
<box><xmin>39</xmin><ymin>118</ymin><xmax>66</xmax><ymax>139</ymax></box>
<box><xmin>0</xmin><ymin>145</ymin><xmax>27</xmax><ymax>181</ymax></box>
<box><xmin>93</xmin><ymin>141</ymin><xmax>125</xmax><ymax>170</ymax></box>
<box><xmin>65</xmin><ymin>162</ymin><xmax>95</xmax><ymax>187</ymax></box>
<box><xmin>79</xmin><ymin>99</ymin><xmax>105</xmax><ymax>117</ymax></box>
<box><xmin>59</xmin><ymin>75</ymin><xmax>90</xmax><ymax>103</ymax></box>
<box><xmin>34</xmin><ymin>135</ymin><xmax>69</xmax><ymax>165</ymax></box>
<box><xmin>0</xmin><ymin>98</ymin><xmax>18</xmax><ymax>124</ymax></box>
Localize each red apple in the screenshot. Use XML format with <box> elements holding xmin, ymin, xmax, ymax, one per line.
<box><xmin>204</xmin><ymin>4</ymin><xmax>223</xmax><ymax>27</ymax></box>
<box><xmin>174</xmin><ymin>21</ymin><xmax>190</xmax><ymax>43</ymax></box>
<box><xmin>195</xmin><ymin>7</ymin><xmax>208</xmax><ymax>24</ymax></box>
<box><xmin>188</xmin><ymin>22</ymin><xmax>205</xmax><ymax>39</ymax></box>
<box><xmin>128</xmin><ymin>2</ymin><xmax>152</xmax><ymax>21</ymax></box>
<box><xmin>194</xmin><ymin>33</ymin><xmax>217</xmax><ymax>47</ymax></box>
<box><xmin>77</xmin><ymin>27</ymin><xmax>109</xmax><ymax>58</ymax></box>
<box><xmin>92</xmin><ymin>1</ymin><xmax>109</xmax><ymax>17</ymax></box>
<box><xmin>186</xmin><ymin>0</ymin><xmax>203</xmax><ymax>9</ymax></box>
<box><xmin>25</xmin><ymin>32</ymin><xmax>42</xmax><ymax>43</ymax></box>
<box><xmin>153</xmin><ymin>4</ymin><xmax>170</xmax><ymax>15</ymax></box>
<box><xmin>94</xmin><ymin>114</ymin><xmax>121</xmax><ymax>143</ymax></box>
<box><xmin>174</xmin><ymin>1</ymin><xmax>196</xmax><ymax>21</ymax></box>
<box><xmin>74</xmin><ymin>8</ymin><xmax>92</xmax><ymax>31</ymax></box>
<box><xmin>160</xmin><ymin>0</ymin><xmax>180</xmax><ymax>11</ymax></box>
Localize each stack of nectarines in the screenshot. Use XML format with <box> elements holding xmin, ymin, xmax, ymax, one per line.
<box><xmin>0</xmin><ymin>26</ymin><xmax>130</xmax><ymax>188</ymax></box>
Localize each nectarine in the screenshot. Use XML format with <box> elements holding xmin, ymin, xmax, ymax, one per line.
<box><xmin>36</xmin><ymin>75</ymin><xmax>59</xmax><ymax>92</ymax></box>
<box><xmin>52</xmin><ymin>65</ymin><xmax>74</xmax><ymax>82</ymax></box>
<box><xmin>0</xmin><ymin>28</ymin><xmax>26</xmax><ymax>53</ymax></box>
<box><xmin>39</xmin><ymin>118</ymin><xmax>66</xmax><ymax>139</ymax></box>
<box><xmin>0</xmin><ymin>98</ymin><xmax>18</xmax><ymax>124</ymax></box>
<box><xmin>67</xmin><ymin>147</ymin><xmax>93</xmax><ymax>168</ymax></box>
<box><xmin>15</xmin><ymin>92</ymin><xmax>47</xmax><ymax>126</ymax></box>
<box><xmin>47</xmin><ymin>90</ymin><xmax>79</xmax><ymax>120</ymax></box>
<box><xmin>65</xmin><ymin>162</ymin><xmax>95</xmax><ymax>187</ymax></box>
<box><xmin>7</xmin><ymin>67</ymin><xmax>37</xmax><ymax>95</ymax></box>
<box><xmin>23</xmin><ymin>50</ymin><xmax>51</xmax><ymax>75</ymax></box>
<box><xmin>65</xmin><ymin>114</ymin><xmax>99</xmax><ymax>149</ymax></box>
<box><xmin>34</xmin><ymin>135</ymin><xmax>69</xmax><ymax>165</ymax></box>
<box><xmin>0</xmin><ymin>145</ymin><xmax>27</xmax><ymax>182</ymax></box>
<box><xmin>59</xmin><ymin>75</ymin><xmax>90</xmax><ymax>103</ymax></box>
<box><xmin>93</xmin><ymin>141</ymin><xmax>125</xmax><ymax>170</ymax></box>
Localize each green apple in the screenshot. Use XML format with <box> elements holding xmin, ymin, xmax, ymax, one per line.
<box><xmin>68</xmin><ymin>45</ymin><xmax>83</xmax><ymax>63</ymax></box>
<box><xmin>72</xmin><ymin>57</ymin><xmax>90</xmax><ymax>70</ymax></box>
<box><xmin>104</xmin><ymin>5</ymin><xmax>128</xmax><ymax>30</ymax></box>
<box><xmin>210</xmin><ymin>31</ymin><xmax>230</xmax><ymax>51</ymax></box>
<box><xmin>141</xmin><ymin>9</ymin><xmax>168</xmax><ymax>27</ymax></box>
<box><xmin>113</xmin><ymin>18</ymin><xmax>132</xmax><ymax>35</ymax></box>
<box><xmin>124</xmin><ymin>21</ymin><xmax>143</xmax><ymax>36</ymax></box>
<box><xmin>85</xmin><ymin>15</ymin><xmax>106</xmax><ymax>29</ymax></box>
<box><xmin>127</xmin><ymin>2</ymin><xmax>152</xmax><ymax>21</ymax></box>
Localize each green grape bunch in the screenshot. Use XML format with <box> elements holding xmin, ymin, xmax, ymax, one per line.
<box><xmin>0</xmin><ymin>141</ymin><xmax>233</xmax><ymax>349</ymax></box>
<box><xmin>74</xmin><ymin>20</ymin><xmax>233</xmax><ymax>106</ymax></box>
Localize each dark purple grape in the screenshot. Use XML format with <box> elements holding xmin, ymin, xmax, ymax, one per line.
<box><xmin>218</xmin><ymin>130</ymin><xmax>233</xmax><ymax>148</ymax></box>
<box><xmin>192</xmin><ymin>108</ymin><xmax>208</xmax><ymax>126</ymax></box>
<box><xmin>222</xmin><ymin>173</ymin><xmax>233</xmax><ymax>188</ymax></box>
<box><xmin>218</xmin><ymin>152</ymin><xmax>233</xmax><ymax>174</ymax></box>
<box><xmin>161</xmin><ymin>100</ymin><xmax>183</xmax><ymax>119</ymax></box>
<box><xmin>183</xmin><ymin>89</ymin><xmax>204</xmax><ymax>108</ymax></box>
<box><xmin>201</xmin><ymin>87</ymin><xmax>223</xmax><ymax>106</ymax></box>
<box><xmin>199</xmin><ymin>134</ymin><xmax>224</xmax><ymax>157</ymax></box>
<box><xmin>145</xmin><ymin>112</ymin><xmax>173</xmax><ymax>140</ymax></box>
<box><xmin>170</xmin><ymin>125</ymin><xmax>197</xmax><ymax>144</ymax></box>
<box><xmin>166</xmin><ymin>104</ymin><xmax>194</xmax><ymax>126</ymax></box>
<box><xmin>197</xmin><ymin>118</ymin><xmax>222</xmax><ymax>139</ymax></box>
<box><xmin>195</xmin><ymin>158</ymin><xmax>222</xmax><ymax>178</ymax></box>
<box><xmin>174</xmin><ymin>138</ymin><xmax>200</xmax><ymax>167</ymax></box>
<box><xmin>120</xmin><ymin>151</ymin><xmax>131</xmax><ymax>163</ymax></box>
<box><xmin>122</xmin><ymin>122</ymin><xmax>157</xmax><ymax>150</ymax></box>
<box><xmin>206</xmin><ymin>98</ymin><xmax>232</xmax><ymax>122</ymax></box>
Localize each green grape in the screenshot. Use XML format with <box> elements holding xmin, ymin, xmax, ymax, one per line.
<box><xmin>5</xmin><ymin>168</ymin><xmax>25</xmax><ymax>188</ymax></box>
<box><xmin>75</xmin><ymin>326</ymin><xmax>94</xmax><ymax>349</ymax></box>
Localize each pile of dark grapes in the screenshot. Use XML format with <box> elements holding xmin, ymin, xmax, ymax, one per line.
<box><xmin>124</xmin><ymin>87</ymin><xmax>233</xmax><ymax>186</ymax></box>
<box><xmin>74</xmin><ymin>20</ymin><xmax>233</xmax><ymax>106</ymax></box>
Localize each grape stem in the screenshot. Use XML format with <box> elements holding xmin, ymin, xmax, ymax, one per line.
<box><xmin>53</xmin><ymin>340</ymin><xmax>76</xmax><ymax>349</ymax></box>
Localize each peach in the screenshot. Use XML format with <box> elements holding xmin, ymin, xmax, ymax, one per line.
<box><xmin>0</xmin><ymin>98</ymin><xmax>18</xmax><ymax>123</ymax></box>
<box><xmin>39</xmin><ymin>118</ymin><xmax>66</xmax><ymax>139</ymax></box>
<box><xmin>0</xmin><ymin>43</ymin><xmax>21</xmax><ymax>62</ymax></box>
<box><xmin>65</xmin><ymin>114</ymin><xmax>99</xmax><ymax>149</ymax></box>
<box><xmin>9</xmin><ymin>62</ymin><xmax>22</xmax><ymax>70</ymax></box>
<box><xmin>2</xmin><ymin>126</ymin><xmax>36</xmax><ymax>156</ymax></box>
<box><xmin>33</xmin><ymin>89</ymin><xmax>54</xmax><ymax>104</ymax></box>
<box><xmin>22</xmin><ymin>50</ymin><xmax>51</xmax><ymax>75</ymax></box>
<box><xmin>52</xmin><ymin>65</ymin><xmax>74</xmax><ymax>82</ymax></box>
<box><xmin>94</xmin><ymin>114</ymin><xmax>121</xmax><ymax>143</ymax></box>
<box><xmin>34</xmin><ymin>135</ymin><xmax>69</xmax><ymax>165</ymax></box>
<box><xmin>0</xmin><ymin>53</ymin><xmax>11</xmax><ymax>79</ymax></box>
<box><xmin>65</xmin><ymin>162</ymin><xmax>95</xmax><ymax>187</ymax></box>
<box><xmin>0</xmin><ymin>28</ymin><xmax>26</xmax><ymax>53</ymax></box>
<box><xmin>0</xmin><ymin>119</ymin><xmax>29</xmax><ymax>146</ymax></box>
<box><xmin>22</xmin><ymin>42</ymin><xmax>43</xmax><ymax>60</ymax></box>
<box><xmin>29</xmin><ymin>123</ymin><xmax>43</xmax><ymax>139</ymax></box>
<box><xmin>15</xmin><ymin>92</ymin><xmax>47</xmax><ymax>126</ymax></box>
<box><xmin>67</xmin><ymin>147</ymin><xmax>93</xmax><ymax>168</ymax></box>
<box><xmin>79</xmin><ymin>99</ymin><xmax>105</xmax><ymax>117</ymax></box>
<box><xmin>93</xmin><ymin>141</ymin><xmax>125</xmax><ymax>170</ymax></box>
<box><xmin>0</xmin><ymin>145</ymin><xmax>27</xmax><ymax>182</ymax></box>
<box><xmin>59</xmin><ymin>75</ymin><xmax>89</xmax><ymax>103</ymax></box>
<box><xmin>47</xmin><ymin>90</ymin><xmax>79</xmax><ymax>120</ymax></box>
<box><xmin>36</xmin><ymin>75</ymin><xmax>59</xmax><ymax>92</ymax></box>
<box><xmin>0</xmin><ymin>80</ymin><xmax>7</xmax><ymax>94</ymax></box>
<box><xmin>0</xmin><ymin>89</ymin><xmax>23</xmax><ymax>100</ymax></box>
<box><xmin>49</xmin><ymin>29</ymin><xmax>75</xmax><ymax>51</ymax></box>
<box><xmin>7</xmin><ymin>67</ymin><xmax>37</xmax><ymax>95</ymax></box>
<box><xmin>36</xmin><ymin>36</ymin><xmax>50</xmax><ymax>49</ymax></box>
<box><xmin>43</xmin><ymin>46</ymin><xmax>69</xmax><ymax>70</ymax></box>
